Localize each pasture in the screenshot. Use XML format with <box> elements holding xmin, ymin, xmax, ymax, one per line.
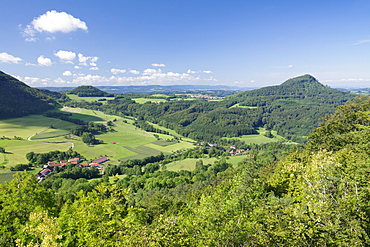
<box><xmin>67</xmin><ymin>94</ymin><xmax>114</xmax><ymax>103</ymax></box>
<box><xmin>132</xmin><ymin>98</ymin><xmax>167</xmax><ymax>104</ymax></box>
<box><xmin>0</xmin><ymin>108</ymin><xmax>197</xmax><ymax>170</ymax></box>
<box><xmin>165</xmin><ymin>155</ymin><xmax>248</xmax><ymax>171</ymax></box>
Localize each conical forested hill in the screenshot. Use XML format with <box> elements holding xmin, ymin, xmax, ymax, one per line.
<box><xmin>225</xmin><ymin>74</ymin><xmax>355</xmax><ymax>142</ymax></box>
<box><xmin>0</xmin><ymin>71</ymin><xmax>58</xmax><ymax>119</ymax></box>
<box><xmin>69</xmin><ymin>85</ymin><xmax>112</xmax><ymax>97</ymax></box>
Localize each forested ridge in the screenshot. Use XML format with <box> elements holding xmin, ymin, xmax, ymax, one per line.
<box><xmin>2</xmin><ymin>95</ymin><xmax>370</xmax><ymax>246</ymax></box>
<box><xmin>65</xmin><ymin>74</ymin><xmax>354</xmax><ymax>142</ymax></box>
<box><xmin>0</xmin><ymin>71</ymin><xmax>63</xmax><ymax>119</ymax></box>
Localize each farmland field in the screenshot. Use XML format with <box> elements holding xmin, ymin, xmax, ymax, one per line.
<box><xmin>0</xmin><ymin>108</ymin><xmax>197</xmax><ymax>169</ymax></box>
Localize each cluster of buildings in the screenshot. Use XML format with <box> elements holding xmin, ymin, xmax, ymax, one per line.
<box><xmin>196</xmin><ymin>142</ymin><xmax>248</xmax><ymax>156</ymax></box>
<box><xmin>37</xmin><ymin>157</ymin><xmax>110</xmax><ymax>181</ymax></box>
<box><xmin>180</xmin><ymin>94</ymin><xmax>225</xmax><ymax>100</ymax></box>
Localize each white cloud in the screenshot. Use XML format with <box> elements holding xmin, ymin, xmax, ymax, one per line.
<box><xmin>353</xmin><ymin>40</ymin><xmax>370</xmax><ymax>45</ymax></box>
<box><xmin>21</xmin><ymin>76</ymin><xmax>51</xmax><ymax>85</ymax></box>
<box><xmin>78</xmin><ymin>53</ymin><xmax>98</xmax><ymax>66</ymax></box>
<box><xmin>74</xmin><ymin>66</ymin><xmax>80</xmax><ymax>69</ymax></box>
<box><xmin>62</xmin><ymin>70</ymin><xmax>72</xmax><ymax>76</ymax></box>
<box><xmin>129</xmin><ymin>70</ymin><xmax>140</xmax><ymax>75</ymax></box>
<box><xmin>203</xmin><ymin>70</ymin><xmax>213</xmax><ymax>74</ymax></box>
<box><xmin>143</xmin><ymin>68</ymin><xmax>160</xmax><ymax>75</ymax></box>
<box><xmin>21</xmin><ymin>10</ymin><xmax>88</xmax><ymax>40</ymax></box>
<box><xmin>46</xmin><ymin>36</ymin><xmax>56</xmax><ymax>41</ymax></box>
<box><xmin>54</xmin><ymin>78</ymin><xmax>66</xmax><ymax>84</ymax></box>
<box><xmin>37</xmin><ymin>55</ymin><xmax>52</xmax><ymax>66</ymax></box>
<box><xmin>152</xmin><ymin>63</ymin><xmax>166</xmax><ymax>67</ymax></box>
<box><xmin>89</xmin><ymin>67</ymin><xmax>99</xmax><ymax>70</ymax></box>
<box><xmin>288</xmin><ymin>65</ymin><xmax>294</xmax><ymax>68</ymax></box>
<box><xmin>0</xmin><ymin>52</ymin><xmax>22</xmax><ymax>64</ymax></box>
<box><xmin>54</xmin><ymin>50</ymin><xmax>76</xmax><ymax>61</ymax></box>
<box><xmin>111</xmin><ymin>68</ymin><xmax>126</xmax><ymax>74</ymax></box>
<box><xmin>187</xmin><ymin>69</ymin><xmax>196</xmax><ymax>74</ymax></box>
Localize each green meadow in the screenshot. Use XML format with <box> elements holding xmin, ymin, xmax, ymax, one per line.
<box><xmin>132</xmin><ymin>98</ymin><xmax>167</xmax><ymax>104</ymax></box>
<box><xmin>67</xmin><ymin>94</ymin><xmax>114</xmax><ymax>103</ymax></box>
<box><xmin>0</xmin><ymin>108</ymin><xmax>196</xmax><ymax>170</ymax></box>
<box><xmin>165</xmin><ymin>155</ymin><xmax>248</xmax><ymax>172</ymax></box>
<box><xmin>222</xmin><ymin>128</ymin><xmax>287</xmax><ymax>144</ymax></box>
<box><xmin>229</xmin><ymin>103</ymin><xmax>258</xmax><ymax>109</ymax></box>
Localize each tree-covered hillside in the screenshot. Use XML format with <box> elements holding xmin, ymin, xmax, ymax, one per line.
<box><xmin>69</xmin><ymin>85</ymin><xmax>113</xmax><ymax>97</ymax></box>
<box><xmin>65</xmin><ymin>75</ymin><xmax>355</xmax><ymax>142</ymax></box>
<box><xmin>3</xmin><ymin>95</ymin><xmax>370</xmax><ymax>246</ymax></box>
<box><xmin>0</xmin><ymin>71</ymin><xmax>60</xmax><ymax>119</ymax></box>
<box><xmin>226</xmin><ymin>74</ymin><xmax>354</xmax><ymax>141</ymax></box>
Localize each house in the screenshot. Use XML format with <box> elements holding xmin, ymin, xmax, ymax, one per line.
<box><xmin>79</xmin><ymin>163</ymin><xmax>89</xmax><ymax>167</ymax></box>
<box><xmin>92</xmin><ymin>157</ymin><xmax>110</xmax><ymax>164</ymax></box>
<box><xmin>47</xmin><ymin>161</ymin><xmax>59</xmax><ymax>166</ymax></box>
<box><xmin>40</xmin><ymin>168</ymin><xmax>52</xmax><ymax>176</ymax></box>
<box><xmin>68</xmin><ymin>157</ymin><xmax>80</xmax><ymax>164</ymax></box>
<box><xmin>48</xmin><ymin>162</ymin><xmax>66</xmax><ymax>168</ymax></box>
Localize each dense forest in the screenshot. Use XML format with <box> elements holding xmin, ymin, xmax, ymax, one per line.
<box><xmin>65</xmin><ymin>75</ymin><xmax>354</xmax><ymax>142</ymax></box>
<box><xmin>1</xmin><ymin>96</ymin><xmax>369</xmax><ymax>246</ymax></box>
<box><xmin>68</xmin><ymin>85</ymin><xmax>114</xmax><ymax>97</ymax></box>
<box><xmin>0</xmin><ymin>71</ymin><xmax>62</xmax><ymax>119</ymax></box>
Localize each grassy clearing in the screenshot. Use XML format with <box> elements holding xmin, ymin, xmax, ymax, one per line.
<box><xmin>149</xmin><ymin>123</ymin><xmax>196</xmax><ymax>143</ymax></box>
<box><xmin>0</xmin><ymin>171</ymin><xmax>16</xmax><ymax>184</ymax></box>
<box><xmin>67</xmin><ymin>94</ymin><xmax>114</xmax><ymax>103</ymax></box>
<box><xmin>229</xmin><ymin>103</ymin><xmax>258</xmax><ymax>109</ymax></box>
<box><xmin>222</xmin><ymin>128</ymin><xmax>287</xmax><ymax>144</ymax></box>
<box><xmin>0</xmin><ymin>115</ymin><xmax>61</xmax><ymax>139</ymax></box>
<box><xmin>165</xmin><ymin>155</ymin><xmax>248</xmax><ymax>172</ymax></box>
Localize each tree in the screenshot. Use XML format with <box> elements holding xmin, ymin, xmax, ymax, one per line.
<box><xmin>0</xmin><ymin>147</ymin><xmax>5</xmax><ymax>153</ymax></box>
<box><xmin>82</xmin><ymin>132</ymin><xmax>95</xmax><ymax>145</ymax></box>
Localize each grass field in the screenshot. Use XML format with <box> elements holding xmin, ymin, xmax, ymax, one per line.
<box><xmin>230</xmin><ymin>103</ymin><xmax>258</xmax><ymax>109</ymax></box>
<box><xmin>132</xmin><ymin>98</ymin><xmax>167</xmax><ymax>104</ymax></box>
<box><xmin>165</xmin><ymin>155</ymin><xmax>248</xmax><ymax>171</ymax></box>
<box><xmin>0</xmin><ymin>107</ymin><xmax>197</xmax><ymax>171</ymax></box>
<box><xmin>67</xmin><ymin>94</ymin><xmax>114</xmax><ymax>103</ymax></box>
<box><xmin>222</xmin><ymin>128</ymin><xmax>287</xmax><ymax>144</ymax></box>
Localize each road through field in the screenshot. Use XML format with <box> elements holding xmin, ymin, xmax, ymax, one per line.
<box><xmin>27</xmin><ymin>119</ymin><xmax>75</xmax><ymax>149</ymax></box>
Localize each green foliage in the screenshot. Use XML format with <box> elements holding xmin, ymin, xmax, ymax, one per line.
<box><xmin>0</xmin><ymin>147</ymin><xmax>5</xmax><ymax>153</ymax></box>
<box><xmin>69</xmin><ymin>85</ymin><xmax>113</xmax><ymax>97</ymax></box>
<box><xmin>10</xmin><ymin>164</ymin><xmax>30</xmax><ymax>171</ymax></box>
<box><xmin>0</xmin><ymin>71</ymin><xmax>59</xmax><ymax>119</ymax></box>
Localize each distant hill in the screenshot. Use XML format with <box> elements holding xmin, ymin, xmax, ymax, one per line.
<box><xmin>68</xmin><ymin>85</ymin><xmax>113</xmax><ymax>97</ymax></box>
<box><xmin>0</xmin><ymin>71</ymin><xmax>59</xmax><ymax>119</ymax></box>
<box><xmin>38</xmin><ymin>85</ymin><xmax>254</xmax><ymax>94</ymax></box>
<box><xmin>226</xmin><ymin>74</ymin><xmax>355</xmax><ymax>141</ymax></box>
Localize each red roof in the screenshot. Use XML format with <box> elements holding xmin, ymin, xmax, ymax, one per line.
<box><xmin>68</xmin><ymin>158</ymin><xmax>80</xmax><ymax>162</ymax></box>
<box><xmin>80</xmin><ymin>163</ymin><xmax>89</xmax><ymax>167</ymax></box>
<box><xmin>40</xmin><ymin>169</ymin><xmax>52</xmax><ymax>175</ymax></box>
<box><xmin>92</xmin><ymin>157</ymin><xmax>110</xmax><ymax>164</ymax></box>
<box><xmin>89</xmin><ymin>163</ymin><xmax>100</xmax><ymax>167</ymax></box>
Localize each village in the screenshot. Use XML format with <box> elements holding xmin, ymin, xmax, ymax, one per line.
<box><xmin>37</xmin><ymin>156</ymin><xmax>110</xmax><ymax>181</ymax></box>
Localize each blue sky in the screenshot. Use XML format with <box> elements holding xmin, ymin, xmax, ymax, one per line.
<box><xmin>1</xmin><ymin>0</ymin><xmax>370</xmax><ymax>88</ymax></box>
